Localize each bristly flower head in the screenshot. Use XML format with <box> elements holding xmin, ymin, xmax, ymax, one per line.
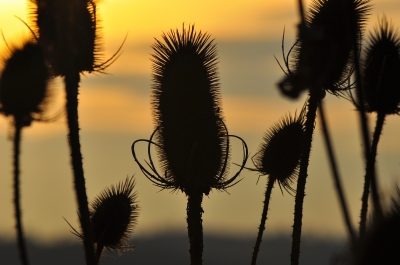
<box><xmin>90</xmin><ymin>177</ymin><xmax>139</xmax><ymax>253</ymax></box>
<box><xmin>278</xmin><ymin>0</ymin><xmax>370</xmax><ymax>99</ymax></box>
<box><xmin>0</xmin><ymin>39</ymin><xmax>49</xmax><ymax>126</ymax></box>
<box><xmin>132</xmin><ymin>25</ymin><xmax>248</xmax><ymax>196</ymax></box>
<box><xmin>30</xmin><ymin>0</ymin><xmax>116</xmax><ymax>76</ymax></box>
<box><xmin>357</xmin><ymin>16</ymin><xmax>400</xmax><ymax>115</ymax></box>
<box><xmin>252</xmin><ymin>108</ymin><xmax>306</xmax><ymax>194</ymax></box>
<box><xmin>68</xmin><ymin>176</ymin><xmax>139</xmax><ymax>257</ymax></box>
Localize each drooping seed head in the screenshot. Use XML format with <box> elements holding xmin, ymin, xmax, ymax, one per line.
<box><xmin>253</xmin><ymin>111</ymin><xmax>306</xmax><ymax>194</ymax></box>
<box><xmin>151</xmin><ymin>25</ymin><xmax>227</xmax><ymax>195</ymax></box>
<box><xmin>30</xmin><ymin>0</ymin><xmax>99</xmax><ymax>75</ymax></box>
<box><xmin>278</xmin><ymin>0</ymin><xmax>370</xmax><ymax>98</ymax></box>
<box><xmin>90</xmin><ymin>177</ymin><xmax>139</xmax><ymax>252</ymax></box>
<box><xmin>360</xmin><ymin>17</ymin><xmax>400</xmax><ymax>115</ymax></box>
<box><xmin>0</xmin><ymin>40</ymin><xmax>49</xmax><ymax>126</ymax></box>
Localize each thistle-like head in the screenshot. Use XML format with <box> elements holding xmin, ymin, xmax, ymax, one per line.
<box><xmin>358</xmin><ymin>17</ymin><xmax>400</xmax><ymax>115</ymax></box>
<box><xmin>252</xmin><ymin>108</ymin><xmax>306</xmax><ymax>194</ymax></box>
<box><xmin>278</xmin><ymin>0</ymin><xmax>370</xmax><ymax>99</ymax></box>
<box><xmin>67</xmin><ymin>177</ymin><xmax>139</xmax><ymax>259</ymax></box>
<box><xmin>132</xmin><ymin>25</ymin><xmax>248</xmax><ymax>196</ymax></box>
<box><xmin>30</xmin><ymin>0</ymin><xmax>108</xmax><ymax>75</ymax></box>
<box><xmin>0</xmin><ymin>39</ymin><xmax>50</xmax><ymax>126</ymax></box>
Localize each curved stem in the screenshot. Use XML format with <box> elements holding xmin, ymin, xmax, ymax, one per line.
<box><xmin>186</xmin><ymin>191</ymin><xmax>204</xmax><ymax>265</ymax></box>
<box><xmin>95</xmin><ymin>243</ymin><xmax>104</xmax><ymax>265</ymax></box>
<box><xmin>318</xmin><ymin>100</ymin><xmax>356</xmax><ymax>244</ymax></box>
<box><xmin>359</xmin><ymin>112</ymin><xmax>385</xmax><ymax>239</ymax></box>
<box><xmin>251</xmin><ymin>177</ymin><xmax>275</xmax><ymax>265</ymax></box>
<box><xmin>65</xmin><ymin>72</ymin><xmax>95</xmax><ymax>265</ymax></box>
<box><xmin>291</xmin><ymin>94</ymin><xmax>318</xmax><ymax>265</ymax></box>
<box><xmin>13</xmin><ymin>119</ymin><xmax>29</xmax><ymax>265</ymax></box>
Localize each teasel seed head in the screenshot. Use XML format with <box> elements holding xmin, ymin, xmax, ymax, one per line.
<box><xmin>30</xmin><ymin>0</ymin><xmax>102</xmax><ymax>75</ymax></box>
<box><xmin>358</xmin><ymin>17</ymin><xmax>400</xmax><ymax>115</ymax></box>
<box><xmin>151</xmin><ymin>24</ymin><xmax>228</xmax><ymax>195</ymax></box>
<box><xmin>278</xmin><ymin>0</ymin><xmax>370</xmax><ymax>99</ymax></box>
<box><xmin>0</xmin><ymin>39</ymin><xmax>49</xmax><ymax>126</ymax></box>
<box><xmin>252</xmin><ymin>108</ymin><xmax>306</xmax><ymax>194</ymax></box>
<box><xmin>89</xmin><ymin>176</ymin><xmax>139</xmax><ymax>253</ymax></box>
<box><xmin>132</xmin><ymin>25</ymin><xmax>248</xmax><ymax>196</ymax></box>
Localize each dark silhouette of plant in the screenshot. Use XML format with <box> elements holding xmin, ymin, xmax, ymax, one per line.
<box><xmin>249</xmin><ymin>108</ymin><xmax>305</xmax><ymax>265</ymax></box>
<box><xmin>66</xmin><ymin>177</ymin><xmax>139</xmax><ymax>264</ymax></box>
<box><xmin>0</xmin><ymin>39</ymin><xmax>50</xmax><ymax>265</ymax></box>
<box><xmin>277</xmin><ymin>0</ymin><xmax>370</xmax><ymax>264</ymax></box>
<box><xmin>355</xmin><ymin>187</ymin><xmax>400</xmax><ymax>265</ymax></box>
<box><xmin>30</xmin><ymin>1</ymin><xmax>121</xmax><ymax>264</ymax></box>
<box><xmin>351</xmin><ymin>16</ymin><xmax>400</xmax><ymax>240</ymax></box>
<box><xmin>131</xmin><ymin>25</ymin><xmax>248</xmax><ymax>265</ymax></box>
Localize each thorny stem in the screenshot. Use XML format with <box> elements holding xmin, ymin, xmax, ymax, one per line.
<box><xmin>65</xmin><ymin>71</ymin><xmax>95</xmax><ymax>265</ymax></box>
<box><xmin>13</xmin><ymin>118</ymin><xmax>29</xmax><ymax>265</ymax></box>
<box><xmin>187</xmin><ymin>191</ymin><xmax>204</xmax><ymax>265</ymax></box>
<box><xmin>291</xmin><ymin>93</ymin><xmax>318</xmax><ymax>265</ymax></box>
<box><xmin>359</xmin><ymin>112</ymin><xmax>386</xmax><ymax>239</ymax></box>
<box><xmin>251</xmin><ymin>177</ymin><xmax>275</xmax><ymax>265</ymax></box>
<box><xmin>350</xmin><ymin>11</ymin><xmax>383</xmax><ymax>222</ymax></box>
<box><xmin>318</xmin><ymin>100</ymin><xmax>357</xmax><ymax>245</ymax></box>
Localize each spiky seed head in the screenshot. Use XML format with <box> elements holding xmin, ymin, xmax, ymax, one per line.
<box><xmin>31</xmin><ymin>0</ymin><xmax>99</xmax><ymax>75</ymax></box>
<box><xmin>253</xmin><ymin>112</ymin><xmax>305</xmax><ymax>193</ymax></box>
<box><xmin>360</xmin><ymin>17</ymin><xmax>400</xmax><ymax>115</ymax></box>
<box><xmin>279</xmin><ymin>0</ymin><xmax>370</xmax><ymax>98</ymax></box>
<box><xmin>90</xmin><ymin>177</ymin><xmax>139</xmax><ymax>252</ymax></box>
<box><xmin>151</xmin><ymin>25</ymin><xmax>227</xmax><ymax>195</ymax></box>
<box><xmin>0</xmin><ymin>40</ymin><xmax>49</xmax><ymax>126</ymax></box>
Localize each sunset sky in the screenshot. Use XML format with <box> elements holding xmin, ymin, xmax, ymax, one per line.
<box><xmin>1</xmin><ymin>0</ymin><xmax>400</xmax><ymax>244</ymax></box>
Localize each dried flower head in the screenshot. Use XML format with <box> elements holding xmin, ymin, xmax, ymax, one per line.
<box><xmin>30</xmin><ymin>0</ymin><xmax>117</xmax><ymax>75</ymax></box>
<box><xmin>358</xmin><ymin>17</ymin><xmax>400</xmax><ymax>115</ymax></box>
<box><xmin>252</xmin><ymin>108</ymin><xmax>306</xmax><ymax>194</ymax></box>
<box><xmin>90</xmin><ymin>177</ymin><xmax>138</xmax><ymax>252</ymax></box>
<box><xmin>278</xmin><ymin>0</ymin><xmax>370</xmax><ymax>99</ymax></box>
<box><xmin>132</xmin><ymin>25</ymin><xmax>247</xmax><ymax>195</ymax></box>
<box><xmin>67</xmin><ymin>177</ymin><xmax>139</xmax><ymax>257</ymax></box>
<box><xmin>0</xmin><ymin>39</ymin><xmax>49</xmax><ymax>126</ymax></box>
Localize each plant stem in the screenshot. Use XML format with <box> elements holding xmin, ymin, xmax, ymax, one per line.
<box><xmin>359</xmin><ymin>112</ymin><xmax>385</xmax><ymax>239</ymax></box>
<box><xmin>318</xmin><ymin>100</ymin><xmax>356</xmax><ymax>244</ymax></box>
<box><xmin>291</xmin><ymin>94</ymin><xmax>318</xmax><ymax>265</ymax></box>
<box><xmin>13</xmin><ymin>118</ymin><xmax>29</xmax><ymax>265</ymax></box>
<box><xmin>187</xmin><ymin>191</ymin><xmax>204</xmax><ymax>265</ymax></box>
<box><xmin>350</xmin><ymin>16</ymin><xmax>383</xmax><ymax>222</ymax></box>
<box><xmin>95</xmin><ymin>243</ymin><xmax>104</xmax><ymax>265</ymax></box>
<box><xmin>65</xmin><ymin>71</ymin><xmax>95</xmax><ymax>265</ymax></box>
<box><xmin>251</xmin><ymin>177</ymin><xmax>275</xmax><ymax>265</ymax></box>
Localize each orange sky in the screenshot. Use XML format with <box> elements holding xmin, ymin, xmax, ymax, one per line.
<box><xmin>0</xmin><ymin>0</ymin><xmax>400</xmax><ymax>244</ymax></box>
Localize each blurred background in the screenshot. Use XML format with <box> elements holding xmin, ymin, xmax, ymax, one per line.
<box><xmin>0</xmin><ymin>0</ymin><xmax>400</xmax><ymax>263</ymax></box>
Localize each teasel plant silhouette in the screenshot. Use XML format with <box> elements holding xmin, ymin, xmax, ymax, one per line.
<box><xmin>247</xmin><ymin>106</ymin><xmax>306</xmax><ymax>265</ymax></box>
<box><xmin>276</xmin><ymin>0</ymin><xmax>370</xmax><ymax>264</ymax></box>
<box><xmin>0</xmin><ymin>38</ymin><xmax>51</xmax><ymax>265</ymax></box>
<box><xmin>354</xmin><ymin>186</ymin><xmax>400</xmax><ymax>265</ymax></box>
<box><xmin>131</xmin><ymin>25</ymin><xmax>248</xmax><ymax>265</ymax></box>
<box><xmin>29</xmin><ymin>1</ymin><xmax>123</xmax><ymax>264</ymax></box>
<box><xmin>349</xmin><ymin>16</ymin><xmax>400</xmax><ymax>241</ymax></box>
<box><xmin>65</xmin><ymin>176</ymin><xmax>139</xmax><ymax>265</ymax></box>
